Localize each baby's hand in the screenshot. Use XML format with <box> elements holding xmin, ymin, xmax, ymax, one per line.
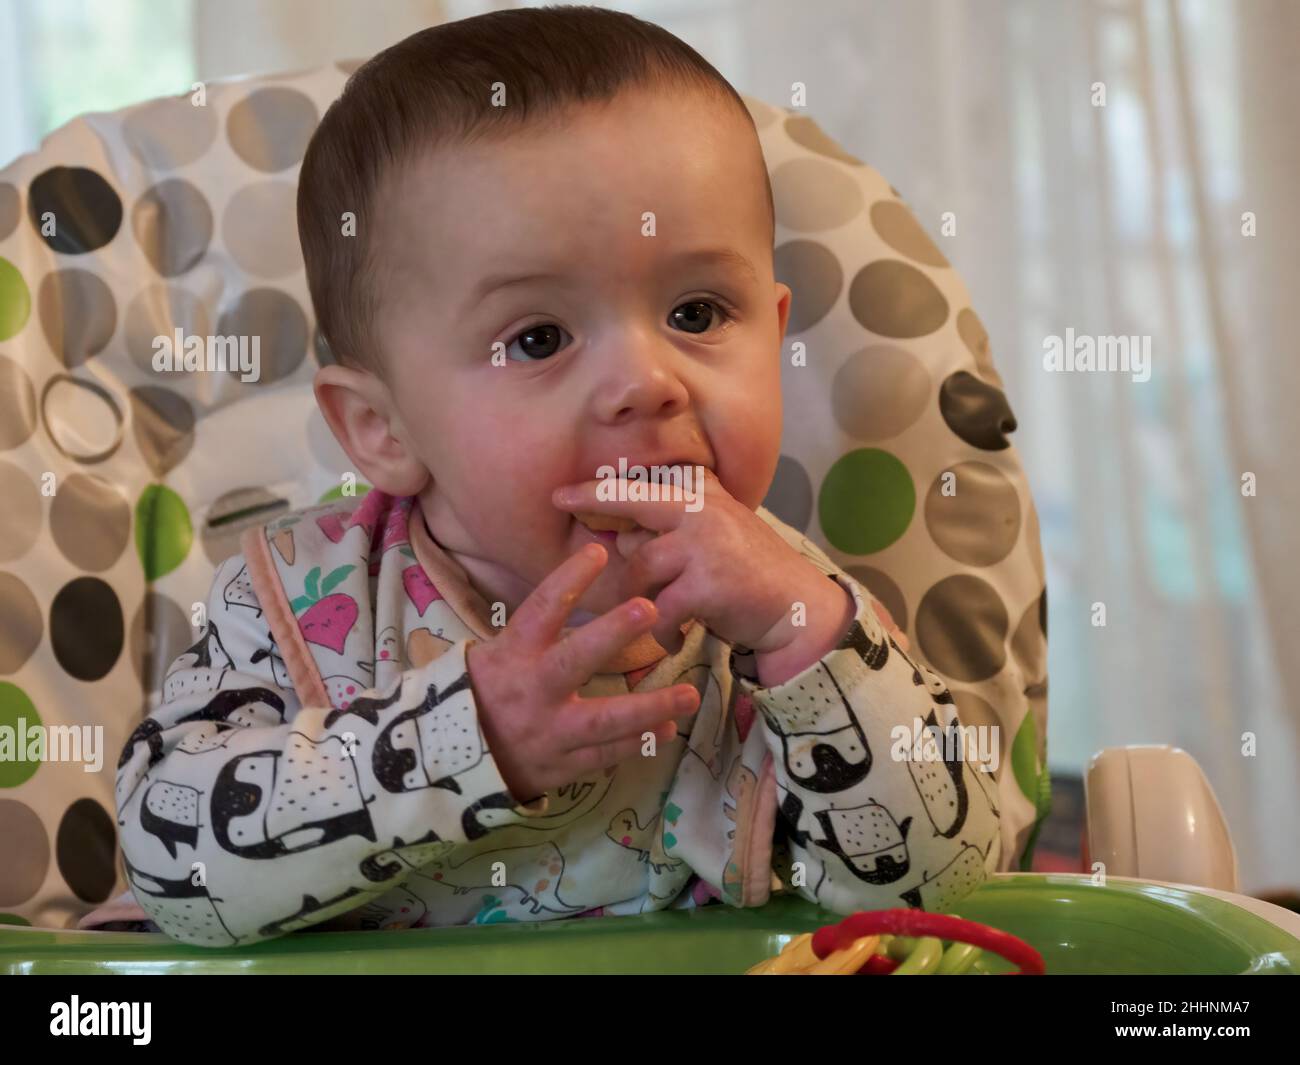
<box><xmin>466</xmin><ymin>542</ymin><xmax>700</xmax><ymax>803</ymax></box>
<box><xmin>552</xmin><ymin>470</ymin><xmax>852</xmax><ymax>669</ymax></box>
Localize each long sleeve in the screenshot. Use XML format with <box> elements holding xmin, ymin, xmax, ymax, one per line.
<box><xmin>654</xmin><ymin>523</ymin><xmax>1006</xmax><ymax>916</ymax></box>
<box><xmin>115</xmin><ymin>553</ymin><xmax>524</xmax><ymax>948</ymax></box>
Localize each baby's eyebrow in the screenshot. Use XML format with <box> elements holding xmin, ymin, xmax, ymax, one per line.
<box><xmin>464</xmin><ymin>247</ymin><xmax>758</xmax><ymax>315</ymax></box>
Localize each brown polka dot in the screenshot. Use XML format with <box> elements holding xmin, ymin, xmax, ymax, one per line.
<box><xmin>123</xmin><ymin>93</ymin><xmax>219</xmax><ymax>170</ymax></box>
<box><xmin>783</xmin><ymin>115</ymin><xmax>865</xmax><ymax>165</ymax></box>
<box><xmin>0</xmin><ymin>183</ymin><xmax>18</xmax><ymax>240</ymax></box>
<box><xmin>0</xmin><ymin>462</ymin><xmax>41</xmax><ymax>563</ymax></box>
<box><xmin>844</xmin><ymin>565</ymin><xmax>908</xmax><ymax>634</ymax></box>
<box><xmin>124</xmin><ymin>282</ymin><xmax>212</xmax><ymax>378</ymax></box>
<box><xmin>0</xmin><ymin>355</ymin><xmax>37</xmax><ymax>452</ymax></box>
<box><xmin>128</xmin><ymin>386</ymin><xmax>195</xmax><ymax>476</ymax></box>
<box><xmin>226</xmin><ymin>87</ymin><xmax>318</xmax><ymax>172</ymax></box>
<box><xmin>762</xmin><ymin>455</ymin><xmax>813</xmax><ymax>531</ymax></box>
<box><xmin>831</xmin><ymin>345</ymin><xmax>931</xmax><ymax>440</ymax></box>
<box><xmin>222</xmin><ymin>182</ymin><xmax>302</xmax><ymax>278</ymax></box>
<box><xmin>1012</xmin><ymin>590</ymin><xmax>1048</xmax><ymax>683</ymax></box>
<box><xmin>0</xmin><ymin>574</ymin><xmax>42</xmax><ymax>673</ymax></box>
<box><xmin>915</xmin><ymin>574</ymin><xmax>1007</xmax><ymax>682</ymax></box>
<box><xmin>950</xmin><ymin>689</ymin><xmax>1008</xmax><ymax>776</ymax></box>
<box><xmin>774</xmin><ymin>239</ymin><xmax>842</xmax><ymax>333</ymax></box>
<box><xmin>38</xmin><ymin>268</ymin><xmax>117</xmax><ymax>368</ymax></box>
<box><xmin>56</xmin><ymin>798</ymin><xmax>118</xmax><ymax>903</ymax></box>
<box><xmin>870</xmin><ymin>200</ymin><xmax>949</xmax><ymax>267</ymax></box>
<box><xmin>50</xmin><ymin>473</ymin><xmax>131</xmax><ymax>571</ymax></box>
<box><xmin>132</xmin><ymin>179</ymin><xmax>213</xmax><ymax>277</ymax></box>
<box><xmin>0</xmin><ymin>801</ymin><xmax>49</xmax><ymax>905</ymax></box>
<box><xmin>771</xmin><ymin>157</ymin><xmax>864</xmax><ymax>232</ymax></box>
<box><xmin>924</xmin><ymin>461</ymin><xmax>1021</xmax><ymax>566</ymax></box>
<box><xmin>50</xmin><ymin>577</ymin><xmax>124</xmax><ymax>682</ymax></box>
<box><xmin>214</xmin><ymin>287</ymin><xmax>309</xmax><ymax>384</ymax></box>
<box><xmin>129</xmin><ymin>592</ymin><xmax>193</xmax><ymax>691</ymax></box>
<box><xmin>848</xmin><ymin>260</ymin><xmax>949</xmax><ymax>339</ymax></box>
<box><xmin>957</xmin><ymin>307</ymin><xmax>1003</xmax><ymax>385</ymax></box>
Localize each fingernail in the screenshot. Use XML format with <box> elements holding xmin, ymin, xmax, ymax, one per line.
<box><xmin>627</xmin><ymin>600</ymin><xmax>649</xmax><ymax>622</ymax></box>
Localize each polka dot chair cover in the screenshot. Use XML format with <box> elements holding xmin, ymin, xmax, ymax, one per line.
<box><xmin>0</xmin><ymin>65</ymin><xmax>1049</xmax><ymax>930</ymax></box>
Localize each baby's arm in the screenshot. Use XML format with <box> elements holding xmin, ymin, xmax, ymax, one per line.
<box><xmin>737</xmin><ymin>543</ymin><xmax>1003</xmax><ymax>913</ymax></box>
<box><xmin>116</xmin><ymin>554</ymin><xmax>524</xmax><ymax>947</ymax></box>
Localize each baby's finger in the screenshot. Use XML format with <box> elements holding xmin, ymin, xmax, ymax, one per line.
<box><xmin>566</xmin><ymin>718</ymin><xmax>683</xmax><ymax>776</ymax></box>
<box><xmin>509</xmin><ymin>543</ymin><xmax>608</xmax><ymax>653</ymax></box>
<box><xmin>542</xmin><ymin>596</ymin><xmax>659</xmax><ymax>692</ymax></box>
<box><xmin>561</xmin><ymin>683</ymin><xmax>700</xmax><ymax>753</ymax></box>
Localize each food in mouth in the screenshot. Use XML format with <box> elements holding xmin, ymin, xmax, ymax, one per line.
<box><xmin>574</xmin><ymin>511</ymin><xmax>639</xmax><ymax>534</ymax></box>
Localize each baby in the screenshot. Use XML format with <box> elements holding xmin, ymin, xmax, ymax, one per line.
<box><xmin>109</xmin><ymin>5</ymin><xmax>1002</xmax><ymax>946</ymax></box>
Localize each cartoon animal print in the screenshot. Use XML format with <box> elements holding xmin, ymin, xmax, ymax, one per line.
<box><xmin>249</xmin><ymin>639</ymin><xmax>291</xmax><ymax>688</ymax></box>
<box><xmin>899</xmin><ymin>842</ymin><xmax>989</xmax><ymax>911</ymax></box>
<box><xmin>761</xmin><ymin>662</ymin><xmax>872</xmax><ymax>793</ymax></box>
<box><xmin>323</xmin><ymin>678</ymin><xmax>404</xmax><ymax>728</ymax></box>
<box><xmin>838</xmin><ymin>616</ymin><xmax>891</xmax><ymax>671</ymax></box>
<box><xmin>375</xmin><ymin>625</ymin><xmax>404</xmax><ymax>686</ymax></box>
<box><xmin>721</xmin><ymin>758</ymin><xmax>760</xmax><ymax>901</ymax></box>
<box><xmin>360</xmin><ymin>828</ymin><xmax>451</xmax><ymax>883</ymax></box>
<box><xmin>116</xmin><ymin>719</ymin><xmax>166</xmax><ymax>818</ymax></box>
<box><xmin>257</xmin><ymin>886</ymin><xmax>367</xmax><ymax>939</ymax></box>
<box><xmin>163</xmin><ymin>621</ymin><xmax>235</xmax><ymax>702</ymax></box>
<box><xmin>676</xmin><ymin>664</ymin><xmax>725</xmax><ymax>780</ymax></box>
<box><xmin>372</xmin><ymin>673</ymin><xmax>486</xmax><ymax>794</ymax></box>
<box><xmin>322</xmin><ymin>674</ymin><xmax>372</xmax><ymax>710</ymax></box>
<box><xmin>175</xmin><ymin>686</ymin><xmax>287</xmax><ymax>728</ymax></box>
<box><xmin>210</xmin><ymin>732</ymin><xmax>376</xmax><ymax>858</ymax></box>
<box><xmin>357</xmin><ymin>886</ymin><xmax>428</xmax><ymax>931</ymax></box>
<box><xmin>290</xmin><ymin>565</ymin><xmax>358</xmax><ymax>655</ymax></box>
<box><xmin>412</xmin><ymin>841</ymin><xmax>585</xmax><ymax>917</ymax></box>
<box><xmin>813</xmin><ymin>800</ymin><xmax>913</xmax><ymax>885</ymax></box>
<box><xmin>123</xmin><ymin>853</ymin><xmax>238</xmax><ymax>947</ymax></box>
<box><xmin>223</xmin><ymin>564</ymin><xmax>261</xmax><ymax>616</ymax></box>
<box><xmin>907</xmin><ymin>708</ymin><xmax>971</xmax><ymax>838</ymax></box>
<box><xmin>466</xmin><ymin>774</ymin><xmax>615</xmax><ymax>835</ymax></box>
<box><xmin>606</xmin><ymin>808</ymin><xmax>683</xmax><ymax>875</ymax></box>
<box><xmin>888</xmin><ymin>634</ymin><xmax>955</xmax><ymax>705</ymax></box>
<box><xmin>140</xmin><ymin>780</ymin><xmax>202</xmax><ymax>858</ymax></box>
<box><xmin>174</xmin><ymin>721</ymin><xmax>243</xmax><ymax>756</ymax></box>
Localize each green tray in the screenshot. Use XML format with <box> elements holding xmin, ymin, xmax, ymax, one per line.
<box><xmin>3</xmin><ymin>874</ymin><xmax>1297</xmax><ymax>975</ymax></box>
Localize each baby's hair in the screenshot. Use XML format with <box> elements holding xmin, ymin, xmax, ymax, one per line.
<box><xmin>297</xmin><ymin>3</ymin><xmax>773</xmax><ymax>378</ymax></box>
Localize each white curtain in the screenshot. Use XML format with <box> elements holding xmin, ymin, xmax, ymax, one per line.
<box><xmin>462</xmin><ymin>0</ymin><xmax>1297</xmax><ymax>893</ymax></box>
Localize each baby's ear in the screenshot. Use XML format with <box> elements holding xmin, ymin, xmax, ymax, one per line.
<box><xmin>312</xmin><ymin>365</ymin><xmax>427</xmax><ymax>497</ymax></box>
<box><xmin>773</xmin><ymin>282</ymin><xmax>793</xmax><ymax>342</ymax></box>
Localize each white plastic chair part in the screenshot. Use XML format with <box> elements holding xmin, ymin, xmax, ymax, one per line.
<box><xmin>1085</xmin><ymin>745</ymin><xmax>1238</xmax><ymax>892</ymax></box>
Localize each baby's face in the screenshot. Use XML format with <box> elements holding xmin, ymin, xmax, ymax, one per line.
<box><xmin>367</xmin><ymin>87</ymin><xmax>791</xmax><ymax>622</ymax></box>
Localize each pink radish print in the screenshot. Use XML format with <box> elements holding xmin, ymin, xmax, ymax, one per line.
<box><xmin>291</xmin><ymin>565</ymin><xmax>358</xmax><ymax>654</ymax></box>
<box><xmin>402</xmin><ymin>564</ymin><xmax>441</xmax><ymax>616</ymax></box>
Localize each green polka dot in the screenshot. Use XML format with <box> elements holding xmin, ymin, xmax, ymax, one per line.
<box><xmin>318</xmin><ymin>483</ymin><xmax>371</xmax><ymax>503</ymax></box>
<box><xmin>0</xmin><ymin>682</ymin><xmax>42</xmax><ymax>788</ymax></box>
<box><xmin>1011</xmin><ymin>709</ymin><xmax>1040</xmax><ymax>801</ymax></box>
<box><xmin>135</xmin><ymin>483</ymin><xmax>193</xmax><ymax>580</ymax></box>
<box><xmin>0</xmin><ymin>913</ymin><xmax>32</xmax><ymax>926</ymax></box>
<box><xmin>818</xmin><ymin>449</ymin><xmax>914</xmax><ymax>554</ymax></box>
<box><xmin>0</xmin><ymin>257</ymin><xmax>31</xmax><ymax>341</ymax></box>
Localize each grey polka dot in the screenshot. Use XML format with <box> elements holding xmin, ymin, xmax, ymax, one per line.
<box><xmin>870</xmin><ymin>200</ymin><xmax>949</xmax><ymax>268</ymax></box>
<box><xmin>132</xmin><ymin>179</ymin><xmax>213</xmax><ymax>277</ymax></box>
<box><xmin>0</xmin><ymin>183</ymin><xmax>18</xmax><ymax>240</ymax></box>
<box><xmin>129</xmin><ymin>386</ymin><xmax>195</xmax><ymax>476</ymax></box>
<box><xmin>124</xmin><ymin>283</ymin><xmax>211</xmax><ymax>378</ymax></box>
<box><xmin>129</xmin><ymin>592</ymin><xmax>194</xmax><ymax>691</ymax></box>
<box><xmin>761</xmin><ymin>455</ymin><xmax>813</xmax><ymax>531</ymax></box>
<box><xmin>844</xmin><ymin>565</ymin><xmax>908</xmax><ymax>634</ymax></box>
<box><xmin>1011</xmin><ymin>589</ymin><xmax>1048</xmax><ymax>683</ymax></box>
<box><xmin>40</xmin><ymin>374</ymin><xmax>125</xmax><ymax>463</ymax></box>
<box><xmin>831</xmin><ymin>345</ymin><xmax>930</xmax><ymax>440</ymax></box>
<box><xmin>0</xmin><ymin>573</ymin><xmax>43</xmax><ymax>674</ymax></box>
<box><xmin>0</xmin><ymin>355</ymin><xmax>37</xmax><ymax>451</ymax></box>
<box><xmin>38</xmin><ymin>269</ymin><xmax>117</xmax><ymax>368</ymax></box>
<box><xmin>957</xmin><ymin>307</ymin><xmax>1003</xmax><ymax>386</ymax></box>
<box><xmin>848</xmin><ymin>260</ymin><xmax>949</xmax><ymax>339</ymax></box>
<box><xmin>783</xmin><ymin>115</ymin><xmax>865</xmax><ymax>166</ymax></box>
<box><xmin>924</xmin><ymin>461</ymin><xmax>1021</xmax><ymax>567</ymax></box>
<box><xmin>50</xmin><ymin>473</ymin><xmax>131</xmax><ymax>571</ymax></box>
<box><xmin>949</xmin><ymin>690</ymin><xmax>1008</xmax><ymax>775</ymax></box>
<box><xmin>222</xmin><ymin>181</ymin><xmax>302</xmax><ymax>278</ymax></box>
<box><xmin>202</xmin><ymin>486</ymin><xmax>291</xmax><ymax>566</ymax></box>
<box><xmin>123</xmin><ymin>94</ymin><xmax>219</xmax><ymax>170</ymax></box>
<box><xmin>774</xmin><ymin>240</ymin><xmax>842</xmax><ymax>333</ymax></box>
<box><xmin>215</xmin><ymin>288</ymin><xmax>309</xmax><ymax>384</ymax></box>
<box><xmin>226</xmin><ymin>87</ymin><xmax>318</xmax><ymax>172</ymax></box>
<box><xmin>772</xmin><ymin>157</ymin><xmax>864</xmax><ymax>232</ymax></box>
<box><xmin>0</xmin><ymin>462</ymin><xmax>41</xmax><ymax>563</ymax></box>
<box><xmin>915</xmin><ymin>574</ymin><xmax>1007</xmax><ymax>683</ymax></box>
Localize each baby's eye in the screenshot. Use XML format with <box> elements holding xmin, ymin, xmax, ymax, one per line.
<box><xmin>669</xmin><ymin>300</ymin><xmax>729</xmax><ymax>335</ymax></box>
<box><xmin>505</xmin><ymin>322</ymin><xmax>572</xmax><ymax>362</ymax></box>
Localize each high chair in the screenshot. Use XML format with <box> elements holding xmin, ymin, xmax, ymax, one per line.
<box><xmin>0</xmin><ymin>62</ymin><xmax>1294</xmax><ymax>974</ymax></box>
